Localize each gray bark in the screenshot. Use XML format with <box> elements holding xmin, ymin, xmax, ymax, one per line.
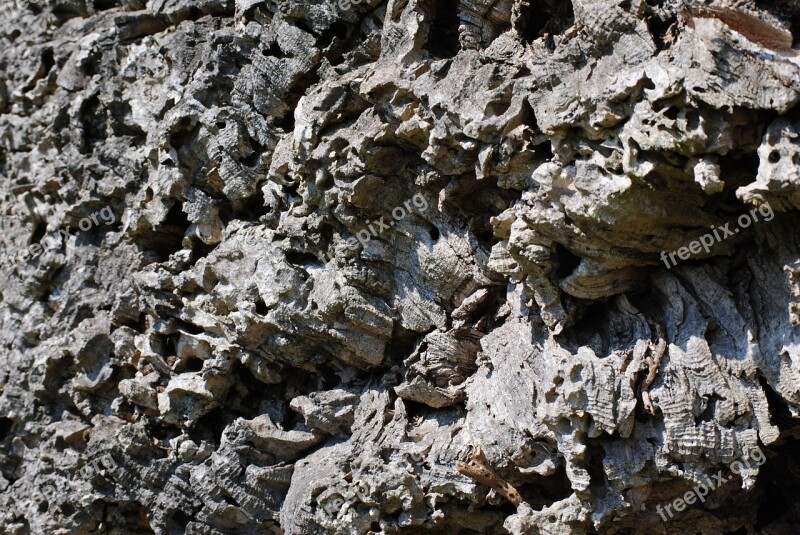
<box><xmin>1</xmin><ymin>0</ymin><xmax>800</xmax><ymax>533</ymax></box>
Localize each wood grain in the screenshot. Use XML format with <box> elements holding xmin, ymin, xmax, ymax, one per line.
<box><xmin>691</xmin><ymin>6</ymin><xmax>794</xmax><ymax>52</ymax></box>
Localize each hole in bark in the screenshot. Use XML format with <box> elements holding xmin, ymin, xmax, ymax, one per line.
<box><xmin>261</xmin><ymin>42</ymin><xmax>284</xmax><ymax>58</ymax></box>
<box><xmin>30</xmin><ymin>221</ymin><xmax>46</xmax><ymax>245</ymax></box>
<box><xmin>167</xmin><ymin>510</ymin><xmax>192</xmax><ymax>530</ymax></box>
<box><xmin>752</xmin><ymin>436</ymin><xmax>800</xmax><ymax>531</ymax></box>
<box><xmin>255</xmin><ymin>299</ymin><xmax>269</xmax><ymax>315</ymax></box>
<box><xmin>190</xmin><ymin>408</ymin><xmax>229</xmax><ymax>446</ymax></box>
<box><xmin>145</xmin><ymin>202</ymin><xmax>190</xmax><ymax>262</ymax></box>
<box><xmin>94</xmin><ymin>0</ymin><xmax>117</xmax><ymax>11</ymax></box>
<box><xmin>0</xmin><ymin>417</ymin><xmax>13</xmax><ymax>440</ymax></box>
<box><xmin>80</xmin><ymin>95</ymin><xmax>108</xmax><ymax>151</ymax></box>
<box><xmin>646</xmin><ymin>7</ymin><xmax>677</xmax><ymax>51</ymax></box>
<box><xmin>223</xmin><ymin>494</ymin><xmax>241</xmax><ymax>507</ymax></box>
<box><xmin>486</xmin><ymin>98</ymin><xmax>512</xmax><ymax>117</ymax></box>
<box><xmin>585</xmin><ymin>441</ymin><xmax>608</xmax><ymax>498</ymax></box>
<box><xmin>183</xmin><ymin>356</ymin><xmax>204</xmax><ymax>373</ymax></box>
<box><xmin>319</xmin><ymin>21</ymin><xmax>349</xmax><ymax>49</ymax></box>
<box><xmin>555</xmin><ymin>244</ymin><xmax>581</xmax><ymax>279</ymax></box>
<box><xmin>424</xmin><ymin>0</ymin><xmax>460</xmax><ymax>58</ymax></box>
<box><xmin>516</xmin><ymin>462</ymin><xmax>572</xmax><ymax>509</ymax></box>
<box><xmin>516</xmin><ymin>0</ymin><xmax>575</xmax><ymax>44</ymax></box>
<box><xmin>40</xmin><ymin>48</ymin><xmax>55</xmax><ymax>79</ymax></box>
<box><xmin>285</xmin><ymin>250</ymin><xmax>320</xmax><ymax>268</ymax></box>
<box><xmin>760</xmin><ymin>375</ymin><xmax>799</xmax><ymax>430</ymax></box>
<box><xmin>293</xmin><ymin>20</ymin><xmax>319</xmax><ymax>37</ymax></box>
<box><xmin>404</xmin><ymin>399</ymin><xmax>430</xmax><ymax>421</ymax></box>
<box><xmin>792</xmin><ymin>13</ymin><xmax>800</xmax><ymax>49</ymax></box>
<box><xmin>388</xmin><ymin>324</ymin><xmax>422</xmax><ymax>362</ymax></box>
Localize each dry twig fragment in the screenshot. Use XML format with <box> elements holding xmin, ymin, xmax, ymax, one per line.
<box><xmin>689</xmin><ymin>6</ymin><xmax>794</xmax><ymax>52</ymax></box>
<box><xmin>456</xmin><ymin>445</ymin><xmax>524</xmax><ymax>506</ymax></box>
<box><xmin>642</xmin><ymin>320</ymin><xmax>667</xmax><ymax>416</ymax></box>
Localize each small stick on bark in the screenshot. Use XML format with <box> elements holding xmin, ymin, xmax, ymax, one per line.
<box><xmin>456</xmin><ymin>445</ymin><xmax>524</xmax><ymax>507</ymax></box>
<box><xmin>642</xmin><ymin>320</ymin><xmax>667</xmax><ymax>416</ymax></box>
<box><xmin>689</xmin><ymin>6</ymin><xmax>794</xmax><ymax>52</ymax></box>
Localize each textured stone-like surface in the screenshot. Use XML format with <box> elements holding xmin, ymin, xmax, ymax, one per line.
<box><xmin>1</xmin><ymin>0</ymin><xmax>800</xmax><ymax>533</ymax></box>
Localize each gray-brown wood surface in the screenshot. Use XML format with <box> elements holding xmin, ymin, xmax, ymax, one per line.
<box><xmin>1</xmin><ymin>0</ymin><xmax>799</xmax><ymax>533</ymax></box>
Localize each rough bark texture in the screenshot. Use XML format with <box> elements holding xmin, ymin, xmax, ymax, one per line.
<box><xmin>1</xmin><ymin>0</ymin><xmax>800</xmax><ymax>533</ymax></box>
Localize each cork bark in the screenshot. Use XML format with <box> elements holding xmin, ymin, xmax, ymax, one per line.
<box><xmin>1</xmin><ymin>0</ymin><xmax>800</xmax><ymax>533</ymax></box>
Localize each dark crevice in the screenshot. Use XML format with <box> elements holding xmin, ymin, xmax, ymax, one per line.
<box><xmin>792</xmin><ymin>13</ymin><xmax>800</xmax><ymax>49</ymax></box>
<box><xmin>41</xmin><ymin>48</ymin><xmax>55</xmax><ymax>78</ymax></box>
<box><xmin>93</xmin><ymin>0</ymin><xmax>117</xmax><ymax>11</ymax></box>
<box><xmin>285</xmin><ymin>250</ymin><xmax>321</xmax><ymax>268</ymax></box>
<box><xmin>319</xmin><ymin>21</ymin><xmax>349</xmax><ymax>50</ymax></box>
<box><xmin>388</xmin><ymin>324</ymin><xmax>421</xmax><ymax>362</ymax></box>
<box><xmin>759</xmin><ymin>375</ymin><xmax>799</xmax><ymax>430</ymax></box>
<box><xmin>185</xmin><ymin>240</ymin><xmax>218</xmax><ymax>268</ymax></box>
<box><xmin>143</xmin><ymin>202</ymin><xmax>190</xmax><ymax>263</ymax></box>
<box><xmin>182</xmin><ymin>356</ymin><xmax>204</xmax><ymax>373</ymax></box>
<box><xmin>515</xmin><ymin>462</ymin><xmax>572</xmax><ymax>511</ymax></box>
<box><xmin>108</xmin><ymin>100</ymin><xmax>148</xmax><ymax>140</ymax></box>
<box><xmin>272</xmin><ymin>65</ymin><xmax>322</xmax><ymax>133</ymax></box>
<box><xmin>241</xmin><ymin>137</ymin><xmax>263</xmax><ymax>167</ymax></box>
<box><xmin>555</xmin><ymin>243</ymin><xmax>581</xmax><ymax>279</ymax></box>
<box><xmin>293</xmin><ymin>20</ymin><xmax>319</xmax><ymax>38</ymax></box>
<box><xmin>262</xmin><ymin>42</ymin><xmax>284</xmax><ymax>59</ymax></box>
<box><xmin>716</xmin><ymin>151</ymin><xmax>762</xmax><ymax>211</ymax></box>
<box><xmin>403</xmin><ymin>398</ymin><xmax>430</xmax><ymax>421</ymax></box>
<box><xmin>167</xmin><ymin>510</ymin><xmax>192</xmax><ymax>531</ymax></box>
<box><xmin>515</xmin><ymin>0</ymin><xmax>574</xmax><ymax>44</ymax></box>
<box><xmin>585</xmin><ymin>440</ymin><xmax>608</xmax><ymax>500</ymax></box>
<box><xmin>0</xmin><ymin>417</ymin><xmax>13</xmax><ymax>440</ymax></box>
<box><xmin>424</xmin><ymin>0</ymin><xmax>460</xmax><ymax>59</ymax></box>
<box><xmin>753</xmin><ymin>437</ymin><xmax>800</xmax><ymax>531</ymax></box>
<box><xmin>254</xmin><ymin>299</ymin><xmax>269</xmax><ymax>316</ymax></box>
<box><xmin>232</xmin><ymin>192</ymin><xmax>271</xmax><ymax>222</ymax></box>
<box><xmin>189</xmin><ymin>408</ymin><xmax>230</xmax><ymax>447</ymax></box>
<box><xmin>80</xmin><ymin>95</ymin><xmax>108</xmax><ymax>152</ymax></box>
<box><xmin>177</xmin><ymin>320</ymin><xmax>204</xmax><ymax>335</ymax></box>
<box><xmin>646</xmin><ymin>6</ymin><xmax>678</xmax><ymax>51</ymax></box>
<box><xmin>30</xmin><ymin>220</ymin><xmax>46</xmax><ymax>245</ymax></box>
